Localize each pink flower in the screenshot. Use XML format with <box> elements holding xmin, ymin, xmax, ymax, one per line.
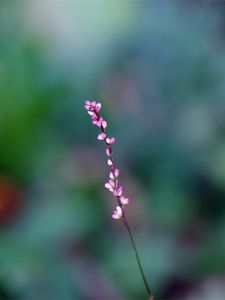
<box><xmin>95</xmin><ymin>102</ymin><xmax>102</xmax><ymax>112</ymax></box>
<box><xmin>84</xmin><ymin>100</ymin><xmax>91</xmax><ymax>110</ymax></box>
<box><xmin>106</xmin><ymin>147</ymin><xmax>111</xmax><ymax>156</ymax></box>
<box><xmin>98</xmin><ymin>133</ymin><xmax>107</xmax><ymax>140</ymax></box>
<box><xmin>87</xmin><ymin>111</ymin><xmax>96</xmax><ymax>117</ymax></box>
<box><xmin>112</xmin><ymin>206</ymin><xmax>123</xmax><ymax>219</ymax></box>
<box><xmin>113</xmin><ymin>186</ymin><xmax>123</xmax><ymax>197</ymax></box>
<box><xmin>107</xmin><ymin>159</ymin><xmax>113</xmax><ymax>166</ymax></box>
<box><xmin>92</xmin><ymin>117</ymin><xmax>103</xmax><ymax>127</ymax></box>
<box><xmin>90</xmin><ymin>101</ymin><xmax>96</xmax><ymax>110</ymax></box>
<box><xmin>109</xmin><ymin>172</ymin><xmax>115</xmax><ymax>180</ymax></box>
<box><xmin>114</xmin><ymin>168</ymin><xmax>120</xmax><ymax>178</ymax></box>
<box><xmin>109</xmin><ymin>169</ymin><xmax>120</xmax><ymax>180</ymax></box>
<box><xmin>120</xmin><ymin>196</ymin><xmax>130</xmax><ymax>205</ymax></box>
<box><xmin>106</xmin><ymin>137</ymin><xmax>116</xmax><ymax>144</ymax></box>
<box><xmin>105</xmin><ymin>181</ymin><xmax>114</xmax><ymax>192</ymax></box>
<box><xmin>102</xmin><ymin>120</ymin><xmax>107</xmax><ymax>129</ymax></box>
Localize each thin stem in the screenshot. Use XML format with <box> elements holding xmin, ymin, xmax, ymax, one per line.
<box><xmin>122</xmin><ymin>217</ymin><xmax>153</xmax><ymax>300</ymax></box>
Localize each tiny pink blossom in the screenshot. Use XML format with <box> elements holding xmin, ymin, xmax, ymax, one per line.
<box><xmin>93</xmin><ymin>117</ymin><xmax>103</xmax><ymax>127</ymax></box>
<box><xmin>109</xmin><ymin>179</ymin><xmax>115</xmax><ymax>188</ymax></box>
<box><xmin>87</xmin><ymin>111</ymin><xmax>95</xmax><ymax>116</ymax></box>
<box><xmin>84</xmin><ymin>100</ymin><xmax>91</xmax><ymax>110</ymax></box>
<box><xmin>109</xmin><ymin>172</ymin><xmax>115</xmax><ymax>180</ymax></box>
<box><xmin>118</xmin><ymin>187</ymin><xmax>123</xmax><ymax>196</ymax></box>
<box><xmin>113</xmin><ymin>186</ymin><xmax>123</xmax><ymax>197</ymax></box>
<box><xmin>95</xmin><ymin>102</ymin><xmax>102</xmax><ymax>112</ymax></box>
<box><xmin>91</xmin><ymin>101</ymin><xmax>96</xmax><ymax>108</ymax></box>
<box><xmin>107</xmin><ymin>159</ymin><xmax>113</xmax><ymax>166</ymax></box>
<box><xmin>112</xmin><ymin>206</ymin><xmax>122</xmax><ymax>220</ymax></box>
<box><xmin>120</xmin><ymin>196</ymin><xmax>130</xmax><ymax>205</ymax></box>
<box><xmin>106</xmin><ymin>137</ymin><xmax>116</xmax><ymax>144</ymax></box>
<box><xmin>98</xmin><ymin>133</ymin><xmax>107</xmax><ymax>140</ymax></box>
<box><xmin>102</xmin><ymin>120</ymin><xmax>107</xmax><ymax>129</ymax></box>
<box><xmin>114</xmin><ymin>168</ymin><xmax>120</xmax><ymax>178</ymax></box>
<box><xmin>105</xmin><ymin>182</ymin><xmax>114</xmax><ymax>192</ymax></box>
<box><xmin>106</xmin><ymin>147</ymin><xmax>111</xmax><ymax>156</ymax></box>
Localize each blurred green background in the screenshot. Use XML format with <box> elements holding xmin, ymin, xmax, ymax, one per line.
<box><xmin>0</xmin><ymin>1</ymin><xmax>225</xmax><ymax>299</ymax></box>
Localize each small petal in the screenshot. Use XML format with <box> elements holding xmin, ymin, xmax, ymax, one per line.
<box><xmin>109</xmin><ymin>172</ymin><xmax>114</xmax><ymax>180</ymax></box>
<box><xmin>109</xmin><ymin>179</ymin><xmax>115</xmax><ymax>188</ymax></box>
<box><xmin>117</xmin><ymin>186</ymin><xmax>123</xmax><ymax>196</ymax></box>
<box><xmin>84</xmin><ymin>100</ymin><xmax>91</xmax><ymax>110</ymax></box>
<box><xmin>102</xmin><ymin>120</ymin><xmax>107</xmax><ymax>129</ymax></box>
<box><xmin>113</xmin><ymin>186</ymin><xmax>123</xmax><ymax>197</ymax></box>
<box><xmin>95</xmin><ymin>102</ymin><xmax>102</xmax><ymax>112</ymax></box>
<box><xmin>91</xmin><ymin>101</ymin><xmax>96</xmax><ymax>107</ymax></box>
<box><xmin>106</xmin><ymin>137</ymin><xmax>116</xmax><ymax>144</ymax></box>
<box><xmin>105</xmin><ymin>183</ymin><xmax>111</xmax><ymax>189</ymax></box>
<box><xmin>87</xmin><ymin>111</ymin><xmax>95</xmax><ymax>116</ymax></box>
<box><xmin>93</xmin><ymin>117</ymin><xmax>103</xmax><ymax>127</ymax></box>
<box><xmin>120</xmin><ymin>197</ymin><xmax>130</xmax><ymax>205</ymax></box>
<box><xmin>114</xmin><ymin>168</ymin><xmax>120</xmax><ymax>178</ymax></box>
<box><xmin>110</xmin><ymin>137</ymin><xmax>116</xmax><ymax>144</ymax></box>
<box><xmin>106</xmin><ymin>147</ymin><xmax>111</xmax><ymax>156</ymax></box>
<box><xmin>98</xmin><ymin>133</ymin><xmax>107</xmax><ymax>140</ymax></box>
<box><xmin>112</xmin><ymin>206</ymin><xmax>123</xmax><ymax>220</ymax></box>
<box><xmin>105</xmin><ymin>183</ymin><xmax>114</xmax><ymax>192</ymax></box>
<box><xmin>107</xmin><ymin>159</ymin><xmax>113</xmax><ymax>166</ymax></box>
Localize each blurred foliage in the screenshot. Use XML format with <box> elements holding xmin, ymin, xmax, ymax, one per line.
<box><xmin>0</xmin><ymin>1</ymin><xmax>225</xmax><ymax>299</ymax></box>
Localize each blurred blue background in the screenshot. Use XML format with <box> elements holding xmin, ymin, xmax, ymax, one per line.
<box><xmin>0</xmin><ymin>1</ymin><xmax>225</xmax><ymax>299</ymax></box>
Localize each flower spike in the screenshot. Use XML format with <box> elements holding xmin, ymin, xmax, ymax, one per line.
<box><xmin>84</xmin><ymin>100</ymin><xmax>131</xmax><ymax>220</ymax></box>
<box><xmin>84</xmin><ymin>100</ymin><xmax>153</xmax><ymax>299</ymax></box>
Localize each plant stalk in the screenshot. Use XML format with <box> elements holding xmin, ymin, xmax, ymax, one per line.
<box><xmin>122</xmin><ymin>217</ymin><xmax>153</xmax><ymax>300</ymax></box>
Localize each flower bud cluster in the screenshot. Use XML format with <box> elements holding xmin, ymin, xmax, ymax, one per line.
<box><xmin>85</xmin><ymin>100</ymin><xmax>130</xmax><ymax>220</ymax></box>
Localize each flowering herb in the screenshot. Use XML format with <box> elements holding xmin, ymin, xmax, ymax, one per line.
<box><xmin>84</xmin><ymin>100</ymin><xmax>153</xmax><ymax>300</ymax></box>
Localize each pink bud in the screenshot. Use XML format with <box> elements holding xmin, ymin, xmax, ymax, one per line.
<box><xmin>120</xmin><ymin>197</ymin><xmax>130</xmax><ymax>205</ymax></box>
<box><xmin>109</xmin><ymin>172</ymin><xmax>114</xmax><ymax>180</ymax></box>
<box><xmin>105</xmin><ymin>183</ymin><xmax>114</xmax><ymax>192</ymax></box>
<box><xmin>106</xmin><ymin>147</ymin><xmax>111</xmax><ymax>156</ymax></box>
<box><xmin>106</xmin><ymin>137</ymin><xmax>116</xmax><ymax>144</ymax></box>
<box><xmin>114</xmin><ymin>168</ymin><xmax>119</xmax><ymax>178</ymax></box>
<box><xmin>113</xmin><ymin>186</ymin><xmax>122</xmax><ymax>197</ymax></box>
<box><xmin>117</xmin><ymin>187</ymin><xmax>123</xmax><ymax>196</ymax></box>
<box><xmin>112</xmin><ymin>206</ymin><xmax>123</xmax><ymax>220</ymax></box>
<box><xmin>84</xmin><ymin>100</ymin><xmax>91</xmax><ymax>110</ymax></box>
<box><xmin>110</xmin><ymin>137</ymin><xmax>116</xmax><ymax>144</ymax></box>
<box><xmin>98</xmin><ymin>133</ymin><xmax>106</xmax><ymax>140</ymax></box>
<box><xmin>92</xmin><ymin>117</ymin><xmax>103</xmax><ymax>127</ymax></box>
<box><xmin>109</xmin><ymin>179</ymin><xmax>115</xmax><ymax>188</ymax></box>
<box><xmin>87</xmin><ymin>111</ymin><xmax>95</xmax><ymax>116</ymax></box>
<box><xmin>95</xmin><ymin>102</ymin><xmax>102</xmax><ymax>112</ymax></box>
<box><xmin>102</xmin><ymin>120</ymin><xmax>107</xmax><ymax>129</ymax></box>
<box><xmin>91</xmin><ymin>101</ymin><xmax>96</xmax><ymax>107</ymax></box>
<box><xmin>107</xmin><ymin>159</ymin><xmax>113</xmax><ymax>166</ymax></box>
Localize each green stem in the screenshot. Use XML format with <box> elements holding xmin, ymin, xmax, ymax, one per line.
<box><xmin>122</xmin><ymin>217</ymin><xmax>153</xmax><ymax>299</ymax></box>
